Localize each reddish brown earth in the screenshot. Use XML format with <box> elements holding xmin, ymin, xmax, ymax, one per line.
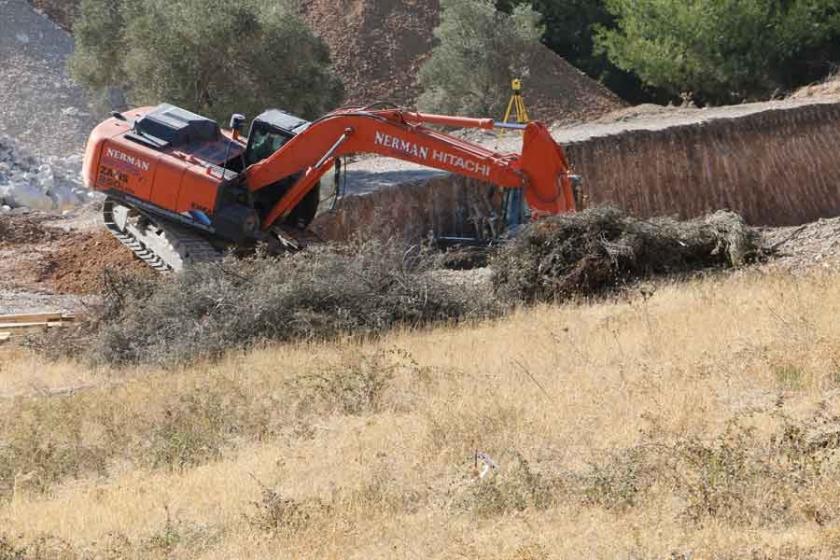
<box><xmin>0</xmin><ymin>212</ymin><xmax>152</xmax><ymax>295</ymax></box>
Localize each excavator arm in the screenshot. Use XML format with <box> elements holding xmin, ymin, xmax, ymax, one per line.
<box><xmin>244</xmin><ymin>108</ymin><xmax>577</xmax><ymax>230</ymax></box>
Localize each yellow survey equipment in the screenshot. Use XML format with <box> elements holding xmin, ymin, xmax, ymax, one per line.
<box><xmin>502</xmin><ymin>78</ymin><xmax>530</xmax><ymax>126</ymax></box>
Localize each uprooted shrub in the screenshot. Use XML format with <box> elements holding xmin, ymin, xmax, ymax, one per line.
<box><xmin>51</xmin><ymin>241</ymin><xmax>499</xmax><ymax>367</ymax></box>
<box><xmin>32</xmin><ymin>209</ymin><xmax>761</xmax><ymax>366</ymax></box>
<box><xmin>491</xmin><ymin>207</ymin><xmax>760</xmax><ymax>303</ymax></box>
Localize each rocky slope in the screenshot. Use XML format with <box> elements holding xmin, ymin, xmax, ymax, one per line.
<box><xmin>0</xmin><ymin>136</ymin><xmax>90</xmax><ymax>211</ymax></box>
<box><xmin>0</xmin><ymin>0</ymin><xmax>95</xmax><ymax>158</ymax></box>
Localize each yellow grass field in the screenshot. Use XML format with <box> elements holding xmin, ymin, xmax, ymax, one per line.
<box><xmin>3</xmin><ymin>268</ymin><xmax>840</xmax><ymax>559</ymax></box>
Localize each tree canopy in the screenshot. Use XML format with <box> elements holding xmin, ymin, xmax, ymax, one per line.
<box><xmin>70</xmin><ymin>0</ymin><xmax>343</xmax><ymax>123</ymax></box>
<box><xmin>418</xmin><ymin>0</ymin><xmax>546</xmax><ymax>115</ymax></box>
<box><xmin>596</xmin><ymin>0</ymin><xmax>840</xmax><ymax>104</ymax></box>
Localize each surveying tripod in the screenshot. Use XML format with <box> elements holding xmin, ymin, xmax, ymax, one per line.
<box><xmin>501</xmin><ymin>79</ymin><xmax>530</xmax><ymax>126</ymax></box>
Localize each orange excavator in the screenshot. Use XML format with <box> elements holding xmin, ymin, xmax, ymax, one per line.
<box><xmin>82</xmin><ymin>103</ymin><xmax>579</xmax><ymax>271</ymax></box>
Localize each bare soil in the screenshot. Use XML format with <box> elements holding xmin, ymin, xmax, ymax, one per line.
<box><xmin>761</xmin><ymin>217</ymin><xmax>840</xmax><ymax>273</ymax></box>
<box><xmin>0</xmin><ymin>209</ymin><xmax>152</xmax><ymax>310</ymax></box>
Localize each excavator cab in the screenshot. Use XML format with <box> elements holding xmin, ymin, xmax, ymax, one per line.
<box><xmin>243</xmin><ymin>110</ymin><xmax>310</xmax><ymax>166</ymax></box>
<box><xmin>239</xmin><ymin>110</ymin><xmax>320</xmax><ymax>228</ymax></box>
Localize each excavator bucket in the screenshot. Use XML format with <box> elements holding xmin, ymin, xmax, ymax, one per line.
<box><xmin>519</xmin><ymin>122</ymin><xmax>577</xmax><ymax>215</ymax></box>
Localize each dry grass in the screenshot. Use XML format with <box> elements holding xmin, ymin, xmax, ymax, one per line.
<box><xmin>3</xmin><ymin>268</ymin><xmax>840</xmax><ymax>558</ymax></box>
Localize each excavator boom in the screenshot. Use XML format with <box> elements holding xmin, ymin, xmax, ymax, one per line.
<box><xmin>245</xmin><ymin>108</ymin><xmax>576</xmax><ymax>229</ymax></box>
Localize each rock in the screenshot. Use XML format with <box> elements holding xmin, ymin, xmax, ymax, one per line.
<box><xmin>0</xmin><ymin>135</ymin><xmax>86</xmax><ymax>211</ymax></box>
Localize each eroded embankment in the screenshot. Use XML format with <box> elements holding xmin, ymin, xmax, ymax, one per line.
<box><xmin>566</xmin><ymin>100</ymin><xmax>840</xmax><ymax>226</ymax></box>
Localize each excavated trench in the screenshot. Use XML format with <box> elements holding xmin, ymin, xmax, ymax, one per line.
<box><xmin>312</xmin><ymin>99</ymin><xmax>840</xmax><ymax>243</ymax></box>
<box><xmin>565</xmin><ymin>100</ymin><xmax>840</xmax><ymax>226</ymax></box>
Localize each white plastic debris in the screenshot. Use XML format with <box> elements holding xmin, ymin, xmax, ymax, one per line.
<box><xmin>475</xmin><ymin>451</ymin><xmax>499</xmax><ymax>479</ymax></box>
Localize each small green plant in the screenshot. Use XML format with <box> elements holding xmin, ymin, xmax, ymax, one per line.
<box><xmin>459</xmin><ymin>453</ymin><xmax>559</xmax><ymax>517</ymax></box>
<box><xmin>294</xmin><ymin>351</ymin><xmax>399</xmax><ymax>416</ymax></box>
<box><xmin>149</xmin><ymin>392</ymin><xmax>233</xmax><ymax>470</ymax></box>
<box><xmin>144</xmin><ymin>507</ymin><xmax>182</xmax><ymax>557</ymax></box>
<box><xmin>0</xmin><ymin>400</ymin><xmax>109</xmax><ymax>499</ymax></box>
<box><xmin>774</xmin><ymin>364</ymin><xmax>804</xmax><ymax>390</ymax></box>
<box><xmin>584</xmin><ymin>447</ymin><xmax>650</xmax><ymax>510</ymax></box>
<box><xmin>0</xmin><ymin>536</ymin><xmax>25</xmax><ymax>560</ymax></box>
<box><xmin>141</xmin><ymin>507</ymin><xmax>218</xmax><ymax>559</ymax></box>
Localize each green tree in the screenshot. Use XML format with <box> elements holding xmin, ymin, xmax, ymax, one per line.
<box><xmin>418</xmin><ymin>0</ymin><xmax>545</xmax><ymax>116</ymax></box>
<box><xmin>596</xmin><ymin>0</ymin><xmax>840</xmax><ymax>104</ymax></box>
<box><xmin>496</xmin><ymin>1</ymin><xmax>611</xmax><ymax>77</ymax></box>
<box><xmin>68</xmin><ymin>0</ymin><xmax>126</xmax><ymax>92</ymax></box>
<box><xmin>70</xmin><ymin>0</ymin><xmax>343</xmax><ymax>123</ymax></box>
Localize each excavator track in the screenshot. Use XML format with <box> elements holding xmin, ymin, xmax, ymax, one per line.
<box><xmin>103</xmin><ymin>198</ymin><xmax>222</xmax><ymax>272</ymax></box>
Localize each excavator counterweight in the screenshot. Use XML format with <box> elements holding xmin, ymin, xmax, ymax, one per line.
<box><xmin>82</xmin><ymin>103</ymin><xmax>578</xmax><ymax>271</ymax></box>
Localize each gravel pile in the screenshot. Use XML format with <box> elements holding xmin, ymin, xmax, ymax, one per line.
<box><xmin>0</xmin><ymin>135</ymin><xmax>93</xmax><ymax>211</ymax></box>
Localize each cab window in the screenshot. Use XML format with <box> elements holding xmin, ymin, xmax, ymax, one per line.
<box><xmin>246</xmin><ymin>127</ymin><xmax>289</xmax><ymax>166</ymax></box>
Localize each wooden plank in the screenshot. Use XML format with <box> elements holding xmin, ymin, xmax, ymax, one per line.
<box><xmin>0</xmin><ymin>313</ymin><xmax>63</xmax><ymax>324</ymax></box>
<box><xmin>0</xmin><ymin>314</ymin><xmax>76</xmax><ymax>344</ymax></box>
<box><xmin>0</xmin><ymin>322</ymin><xmax>52</xmax><ymax>330</ymax></box>
<box><xmin>0</xmin><ymin>323</ymin><xmax>69</xmax><ymax>334</ymax></box>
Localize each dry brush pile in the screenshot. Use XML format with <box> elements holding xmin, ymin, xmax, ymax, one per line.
<box><xmin>491</xmin><ymin>207</ymin><xmax>759</xmax><ymax>302</ymax></box>
<box><xmin>42</xmin><ymin>242</ymin><xmax>500</xmax><ymax>367</ymax></box>
<box><xmin>37</xmin><ymin>208</ymin><xmax>761</xmax><ymax>367</ymax></box>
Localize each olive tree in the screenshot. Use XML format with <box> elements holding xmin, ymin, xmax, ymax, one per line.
<box><xmin>70</xmin><ymin>0</ymin><xmax>343</xmax><ymax>122</ymax></box>
<box><xmin>418</xmin><ymin>0</ymin><xmax>545</xmax><ymax>116</ymax></box>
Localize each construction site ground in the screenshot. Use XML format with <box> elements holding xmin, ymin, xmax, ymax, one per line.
<box><xmin>3</xmin><ymin>191</ymin><xmax>840</xmax><ymax>316</ymax></box>
<box><xmin>4</xmin><ymin>86</ymin><xmax>840</xmax><ymax>314</ymax></box>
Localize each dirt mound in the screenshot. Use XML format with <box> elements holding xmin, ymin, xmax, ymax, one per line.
<box><xmin>516</xmin><ymin>43</ymin><xmax>626</xmax><ymax>123</ymax></box>
<box><xmin>492</xmin><ymin>207</ymin><xmax>758</xmax><ymax>303</ymax></box>
<box><xmin>0</xmin><ymin>210</ymin><xmax>152</xmax><ymax>295</ymax></box>
<box><xmin>300</xmin><ymin>0</ymin><xmax>624</xmax><ymax>123</ymax></box>
<box><xmin>760</xmin><ymin>216</ymin><xmax>840</xmax><ymax>272</ymax></box>
<box><xmin>38</xmin><ymin>229</ymin><xmax>153</xmax><ymax>294</ymax></box>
